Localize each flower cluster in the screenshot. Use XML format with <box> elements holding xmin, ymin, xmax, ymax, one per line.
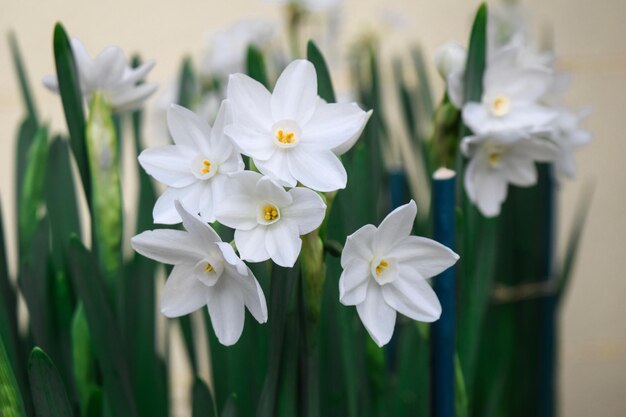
<box><xmin>44</xmin><ymin>38</ymin><xmax>157</xmax><ymax>112</ymax></box>
<box><xmin>132</xmin><ymin>58</ymin><xmax>458</xmax><ymax>346</ymax></box>
<box><xmin>435</xmin><ymin>5</ymin><xmax>591</xmax><ymax>217</ymax></box>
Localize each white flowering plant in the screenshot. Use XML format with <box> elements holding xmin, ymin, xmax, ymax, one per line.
<box><xmin>0</xmin><ymin>3</ymin><xmax>591</xmax><ymax>417</ymax></box>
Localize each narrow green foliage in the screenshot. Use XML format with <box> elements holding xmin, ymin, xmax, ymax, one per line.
<box><xmin>192</xmin><ymin>377</ymin><xmax>217</xmax><ymax>417</ymax></box>
<box><xmin>177</xmin><ymin>57</ymin><xmax>198</xmax><ymax>108</ymax></box>
<box><xmin>556</xmin><ymin>184</ymin><xmax>593</xmax><ymax>303</ymax></box>
<box><xmin>246</xmin><ymin>45</ymin><xmax>270</xmax><ymax>89</ymax></box>
<box><xmin>15</xmin><ymin>117</ymin><xmax>38</xmax><ymax>214</ymax></box>
<box><xmin>455</xmin><ymin>354</ymin><xmax>468</xmax><ymax>417</ymax></box>
<box><xmin>53</xmin><ymin>23</ymin><xmax>90</xmax><ymax>201</ymax></box>
<box><xmin>462</xmin><ymin>4</ymin><xmax>488</xmax><ymax>106</ymax></box>
<box><xmin>307</xmin><ymin>41</ymin><xmax>336</xmax><ymax>103</ymax></box>
<box><xmin>411</xmin><ymin>46</ymin><xmax>435</xmax><ymax>121</ymax></box>
<box><xmin>18</xmin><ymin>126</ymin><xmax>48</xmax><ymax>258</ymax></box>
<box><xmin>0</xmin><ymin>335</ymin><xmax>26</xmax><ymax>417</ymax></box>
<box><xmin>8</xmin><ymin>33</ymin><xmax>38</xmax><ymax>123</ymax></box>
<box><xmin>68</xmin><ymin>238</ymin><xmax>138</xmax><ymax>417</ymax></box>
<box><xmin>27</xmin><ymin>347</ymin><xmax>73</xmax><ymax>417</ymax></box>
<box><xmin>86</xmin><ymin>93</ymin><xmax>123</xmax><ymax>296</ymax></box>
<box><xmin>71</xmin><ymin>304</ymin><xmax>98</xmax><ymax>416</ymax></box>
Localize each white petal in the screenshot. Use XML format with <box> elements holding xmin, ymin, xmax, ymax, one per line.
<box><xmin>152</xmin><ymin>182</ymin><xmax>205</xmax><ymax>225</ymax></box>
<box><xmin>214</xmin><ymin>194</ymin><xmax>258</xmax><ymax>231</ymax></box>
<box><xmin>138</xmin><ymin>145</ymin><xmax>197</xmax><ymax>188</ymax></box>
<box><xmin>373</xmin><ymin>200</ymin><xmax>417</xmax><ymax>255</ymax></box>
<box><xmin>230</xmin><ymin>271</ymin><xmax>268</xmax><ymax>324</ymax></box>
<box><xmin>281</xmin><ymin>187</ymin><xmax>326</xmax><ymax>234</ymax></box>
<box><xmin>108</xmin><ymin>83</ymin><xmax>157</xmax><ymax>112</ymax></box>
<box><xmin>227</xmin><ymin>170</ymin><xmax>263</xmax><ymax>195</ymax></box>
<box><xmin>215</xmin><ymin>242</ymin><xmax>248</xmax><ymax>276</ymax></box>
<box><xmin>42</xmin><ymin>75</ymin><xmax>59</xmax><ymax>94</ymax></box>
<box><xmin>341</xmin><ymin>224</ymin><xmax>377</xmax><ymax>268</ymax></box>
<box><xmin>338</xmin><ymin>259</ymin><xmax>370</xmax><ymax>305</ymax></box>
<box><xmin>265</xmin><ymin>220</ymin><xmax>302</xmax><ymax>267</ymax></box>
<box><xmin>175</xmin><ymin>201</ymin><xmax>222</xmax><ymax>248</ymax></box>
<box><xmin>160</xmin><ymin>263</ymin><xmax>207</xmax><ymax>317</ymax></box>
<box><xmin>227</xmin><ymin>73</ymin><xmax>273</xmax><ymax>131</ymax></box>
<box><xmin>167</xmin><ymin>104</ymin><xmax>212</xmax><ymax>153</ymax></box>
<box><xmin>514</xmin><ymin>137</ymin><xmax>559</xmax><ymax>162</ymax></box>
<box><xmin>301</xmin><ymin>102</ymin><xmax>370</xmax><ymax>151</ymax></box>
<box><xmin>131</xmin><ymin>229</ymin><xmax>203</xmax><ymax>264</ymax></box>
<box><xmin>118</xmin><ymin>60</ymin><xmax>155</xmax><ymax>88</ymax></box>
<box><xmin>382</xmin><ymin>268</ymin><xmax>441</xmax><ymax>322</ymax></box>
<box><xmin>224</xmin><ymin>123</ymin><xmax>275</xmax><ymax>161</ymax></box>
<box><xmin>355</xmin><ymin>281</ymin><xmax>397</xmax><ymax>347</ymax></box>
<box><xmin>388</xmin><ymin>235</ymin><xmax>459</xmax><ymax>278</ymax></box>
<box><xmin>472</xmin><ymin>160</ymin><xmax>508</xmax><ymax>217</ymax></box>
<box><xmin>288</xmin><ymin>148</ymin><xmax>347</xmax><ymax>192</ymax></box>
<box><xmin>255</xmin><ymin>176</ymin><xmax>293</xmax><ymax>207</ymax></box>
<box><xmin>235</xmin><ymin>227</ymin><xmax>271</xmax><ymax>263</ymax></box>
<box><xmin>206</xmin><ymin>281</ymin><xmax>246</xmax><ymax>346</ymax></box>
<box><xmin>447</xmin><ymin>70</ymin><xmax>464</xmax><ymax>109</ymax></box>
<box><xmin>271</xmin><ymin>60</ymin><xmax>317</xmax><ymax>125</ymax></box>
<box><xmin>93</xmin><ymin>46</ymin><xmax>126</xmax><ymax>89</ymax></box>
<box><xmin>502</xmin><ymin>155</ymin><xmax>537</xmax><ymax>187</ymax></box>
<box><xmin>254</xmin><ymin>151</ymin><xmax>298</xmax><ymax>188</ymax></box>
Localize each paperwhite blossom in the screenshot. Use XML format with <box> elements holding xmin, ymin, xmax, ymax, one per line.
<box><xmin>339</xmin><ymin>200</ymin><xmax>459</xmax><ymax>347</ymax></box>
<box><xmin>462</xmin><ymin>49</ymin><xmax>556</xmax><ymax>135</ymax></box>
<box><xmin>545</xmin><ymin>107</ymin><xmax>592</xmax><ymax>179</ymax></box>
<box><xmin>43</xmin><ymin>38</ymin><xmax>156</xmax><ymax>112</ymax></box>
<box><xmin>215</xmin><ymin>171</ymin><xmax>326</xmax><ymax>267</ymax></box>
<box><xmin>225</xmin><ymin>59</ymin><xmax>371</xmax><ymax>192</ymax></box>
<box><xmin>434</xmin><ymin>41</ymin><xmax>466</xmax><ymax>81</ymax></box>
<box><xmin>263</xmin><ymin>0</ymin><xmax>342</xmax><ymax>12</ymax></box>
<box><xmin>201</xmin><ymin>19</ymin><xmax>276</xmax><ymax>78</ymax></box>
<box><xmin>138</xmin><ymin>101</ymin><xmax>244</xmax><ymax>224</ymax></box>
<box><xmin>131</xmin><ymin>201</ymin><xmax>267</xmax><ymax>346</ymax></box>
<box><xmin>461</xmin><ymin>131</ymin><xmax>558</xmax><ymax>217</ymax></box>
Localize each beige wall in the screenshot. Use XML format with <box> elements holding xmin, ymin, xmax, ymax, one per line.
<box><xmin>1</xmin><ymin>0</ymin><xmax>625</xmax><ymax>416</ymax></box>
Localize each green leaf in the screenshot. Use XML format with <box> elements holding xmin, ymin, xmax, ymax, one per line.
<box><xmin>177</xmin><ymin>57</ymin><xmax>197</xmax><ymax>108</ymax></box>
<box><xmin>557</xmin><ymin>184</ymin><xmax>594</xmax><ymax>303</ymax></box>
<box><xmin>15</xmin><ymin>117</ymin><xmax>38</xmax><ymax>213</ymax></box>
<box><xmin>86</xmin><ymin>93</ymin><xmax>123</xmax><ymax>297</ymax></box>
<box><xmin>18</xmin><ymin>126</ymin><xmax>48</xmax><ymax>259</ymax></box>
<box><xmin>307</xmin><ymin>41</ymin><xmax>336</xmax><ymax>103</ymax></box>
<box><xmin>8</xmin><ymin>33</ymin><xmax>38</xmax><ymax>124</ymax></box>
<box><xmin>246</xmin><ymin>45</ymin><xmax>270</xmax><ymax>89</ymax></box>
<box><xmin>71</xmin><ymin>303</ymin><xmax>98</xmax><ymax>416</ymax></box>
<box><xmin>411</xmin><ymin>45</ymin><xmax>435</xmax><ymax>122</ymax></box>
<box><xmin>192</xmin><ymin>377</ymin><xmax>217</xmax><ymax>417</ymax></box>
<box><xmin>0</xmin><ymin>333</ymin><xmax>26</xmax><ymax>417</ymax></box>
<box><xmin>46</xmin><ymin>136</ymin><xmax>81</xmax><ymax>271</ymax></box>
<box><xmin>27</xmin><ymin>347</ymin><xmax>73</xmax><ymax>417</ymax></box>
<box><xmin>53</xmin><ymin>23</ymin><xmax>90</xmax><ymax>202</ymax></box>
<box><xmin>67</xmin><ymin>238</ymin><xmax>138</xmax><ymax>417</ymax></box>
<box><xmin>461</xmin><ymin>3</ymin><xmax>488</xmax><ymax>106</ymax></box>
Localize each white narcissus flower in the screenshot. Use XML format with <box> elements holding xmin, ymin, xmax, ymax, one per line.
<box><xmin>339</xmin><ymin>200</ymin><xmax>459</xmax><ymax>347</ymax></box>
<box><xmin>215</xmin><ymin>171</ymin><xmax>326</xmax><ymax>267</ymax></box>
<box><xmin>546</xmin><ymin>107</ymin><xmax>592</xmax><ymax>179</ymax></box>
<box><xmin>43</xmin><ymin>38</ymin><xmax>157</xmax><ymax>112</ymax></box>
<box><xmin>461</xmin><ymin>131</ymin><xmax>559</xmax><ymax>217</ymax></box>
<box><xmin>131</xmin><ymin>201</ymin><xmax>267</xmax><ymax>346</ymax></box>
<box><xmin>138</xmin><ymin>101</ymin><xmax>244</xmax><ymax>224</ymax></box>
<box><xmin>225</xmin><ymin>59</ymin><xmax>372</xmax><ymax>192</ymax></box>
<box><xmin>462</xmin><ymin>49</ymin><xmax>557</xmax><ymax>135</ymax></box>
<box><xmin>434</xmin><ymin>41</ymin><xmax>466</xmax><ymax>81</ymax></box>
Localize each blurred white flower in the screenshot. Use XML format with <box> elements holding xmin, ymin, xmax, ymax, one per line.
<box><xmin>339</xmin><ymin>200</ymin><xmax>459</xmax><ymax>347</ymax></box>
<box><xmin>201</xmin><ymin>19</ymin><xmax>276</xmax><ymax>79</ymax></box>
<box><xmin>131</xmin><ymin>201</ymin><xmax>267</xmax><ymax>346</ymax></box>
<box><xmin>462</xmin><ymin>49</ymin><xmax>556</xmax><ymax>135</ymax></box>
<box><xmin>461</xmin><ymin>131</ymin><xmax>558</xmax><ymax>217</ymax></box>
<box><xmin>546</xmin><ymin>107</ymin><xmax>592</xmax><ymax>179</ymax></box>
<box><xmin>215</xmin><ymin>171</ymin><xmax>326</xmax><ymax>267</ymax></box>
<box><xmin>225</xmin><ymin>59</ymin><xmax>371</xmax><ymax>192</ymax></box>
<box><xmin>434</xmin><ymin>41</ymin><xmax>466</xmax><ymax>81</ymax></box>
<box><xmin>43</xmin><ymin>38</ymin><xmax>156</xmax><ymax>112</ymax></box>
<box><xmin>264</xmin><ymin>0</ymin><xmax>342</xmax><ymax>12</ymax></box>
<box><xmin>138</xmin><ymin>101</ymin><xmax>244</xmax><ymax>224</ymax></box>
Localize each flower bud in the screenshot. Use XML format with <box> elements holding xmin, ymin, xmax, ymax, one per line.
<box><xmin>434</xmin><ymin>41</ymin><xmax>467</xmax><ymax>80</ymax></box>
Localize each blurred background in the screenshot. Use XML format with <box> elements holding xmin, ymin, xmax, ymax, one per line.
<box><xmin>0</xmin><ymin>0</ymin><xmax>624</xmax><ymax>415</ymax></box>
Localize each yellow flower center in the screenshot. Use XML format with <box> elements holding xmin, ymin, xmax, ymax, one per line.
<box><xmin>276</xmin><ymin>129</ymin><xmax>296</xmax><ymax>144</ymax></box>
<box><xmin>200</xmin><ymin>159</ymin><xmax>211</xmax><ymax>175</ymax></box>
<box><xmin>374</xmin><ymin>259</ymin><xmax>389</xmax><ymax>277</ymax></box>
<box><xmin>488</xmin><ymin>152</ymin><xmax>502</xmax><ymax>166</ymax></box>
<box><xmin>490</xmin><ymin>95</ymin><xmax>511</xmax><ymax>117</ymax></box>
<box><xmin>204</xmin><ymin>262</ymin><xmax>214</xmax><ymax>273</ymax></box>
<box><xmin>263</xmin><ymin>204</ymin><xmax>279</xmax><ymax>222</ymax></box>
